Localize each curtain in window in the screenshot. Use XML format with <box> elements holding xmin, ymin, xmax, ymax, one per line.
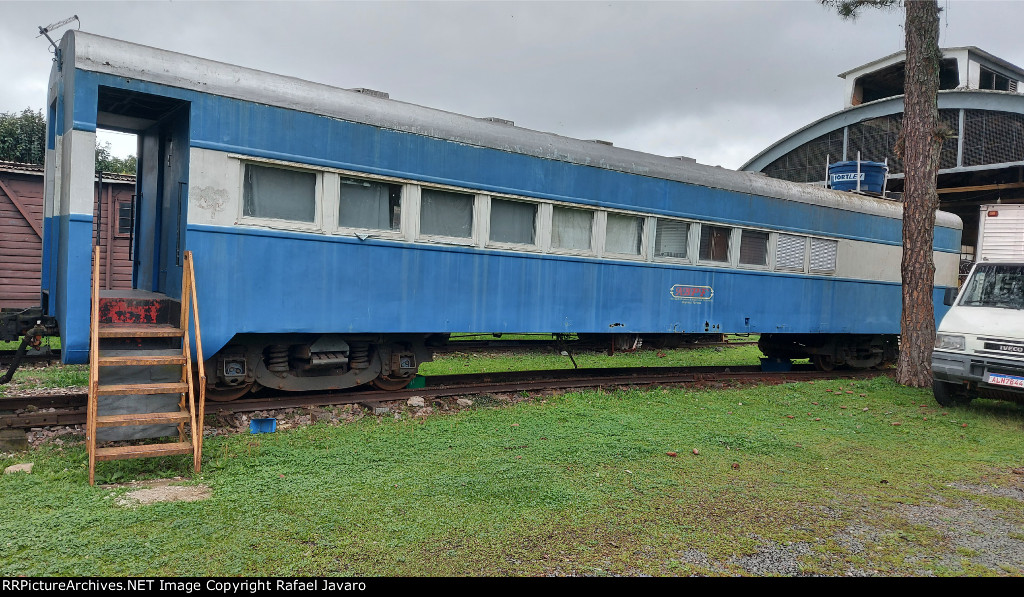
<box><xmin>739</xmin><ymin>230</ymin><xmax>769</xmax><ymax>266</ymax></box>
<box><xmin>421</xmin><ymin>189</ymin><xmax>473</xmax><ymax>237</ymax></box>
<box><xmin>654</xmin><ymin>220</ymin><xmax>689</xmax><ymax>258</ymax></box>
<box><xmin>339</xmin><ymin>178</ymin><xmax>400</xmax><ymax>231</ymax></box>
<box><xmin>243</xmin><ymin>164</ymin><xmax>316</xmax><ymax>222</ymax></box>
<box><xmin>699</xmin><ymin>225</ymin><xmax>730</xmax><ymax>262</ymax></box>
<box><xmin>490</xmin><ymin>199</ymin><xmax>536</xmax><ymax>244</ymax></box>
<box><xmin>551</xmin><ymin>207</ymin><xmax>593</xmax><ymax>250</ymax></box>
<box><xmin>606</xmin><ymin>214</ymin><xmax>643</xmax><ymax>254</ymax></box>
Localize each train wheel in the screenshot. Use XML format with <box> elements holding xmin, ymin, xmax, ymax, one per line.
<box><xmin>370</xmin><ymin>374</ymin><xmax>414</xmax><ymax>391</ymax></box>
<box><xmin>206</xmin><ymin>382</ymin><xmax>256</xmax><ymax>402</ymax></box>
<box><xmin>813</xmin><ymin>354</ymin><xmax>836</xmax><ymax>372</ymax></box>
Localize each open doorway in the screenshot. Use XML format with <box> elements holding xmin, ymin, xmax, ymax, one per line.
<box><xmin>93</xmin><ymin>128</ymin><xmax>138</xmax><ymax>291</ymax></box>
<box><xmin>96</xmin><ymin>87</ymin><xmax>191</xmax><ymax>298</ymax></box>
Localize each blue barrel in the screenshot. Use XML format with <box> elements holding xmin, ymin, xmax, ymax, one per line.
<box><xmin>828</xmin><ymin>161</ymin><xmax>887</xmax><ymax>193</ymax></box>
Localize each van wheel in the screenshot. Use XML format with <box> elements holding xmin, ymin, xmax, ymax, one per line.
<box><xmin>933</xmin><ymin>380</ymin><xmax>973</xmax><ymax>407</ymax></box>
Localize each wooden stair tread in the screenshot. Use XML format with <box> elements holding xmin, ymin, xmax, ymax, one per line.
<box><xmin>96</xmin><ymin>382</ymin><xmax>189</xmax><ymax>396</ymax></box>
<box><xmin>88</xmin><ymin>250</ymin><xmax>207</xmax><ymax>484</ymax></box>
<box><xmin>98</xmin><ymin>324</ymin><xmax>184</xmax><ymax>338</ymax></box>
<box><xmin>98</xmin><ymin>354</ymin><xmax>187</xmax><ymax>366</ymax></box>
<box><xmin>96</xmin><ymin>411</ymin><xmax>191</xmax><ymax>427</ymax></box>
<box><xmin>95</xmin><ymin>442</ymin><xmax>194</xmax><ymax>461</ymax></box>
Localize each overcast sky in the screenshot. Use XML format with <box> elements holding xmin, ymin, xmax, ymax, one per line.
<box><xmin>2</xmin><ymin>1</ymin><xmax>1023</xmax><ymax>168</ymax></box>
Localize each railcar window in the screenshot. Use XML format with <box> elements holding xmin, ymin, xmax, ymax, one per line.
<box><xmin>606</xmin><ymin>214</ymin><xmax>644</xmax><ymax>255</ymax></box>
<box><xmin>654</xmin><ymin>219</ymin><xmax>689</xmax><ymax>259</ymax></box>
<box><xmin>698</xmin><ymin>225</ymin><xmax>731</xmax><ymax>263</ymax></box>
<box><xmin>117</xmin><ymin>201</ymin><xmax>133</xmax><ymax>236</ymax></box>
<box><xmin>243</xmin><ymin>164</ymin><xmax>316</xmax><ymax>223</ymax></box>
<box><xmin>338</xmin><ymin>178</ymin><xmax>401</xmax><ymax>231</ymax></box>
<box><xmin>739</xmin><ymin>230</ymin><xmax>769</xmax><ymax>266</ymax></box>
<box><xmin>551</xmin><ymin>206</ymin><xmax>593</xmax><ymax>250</ymax></box>
<box><xmin>810</xmin><ymin>238</ymin><xmax>838</xmax><ymax>272</ymax></box>
<box><xmin>421</xmin><ymin>189</ymin><xmax>474</xmax><ymax>238</ymax></box>
<box><xmin>776</xmin><ymin>234</ymin><xmax>806</xmax><ymax>270</ymax></box>
<box><xmin>490</xmin><ymin>199</ymin><xmax>536</xmax><ymax>245</ymax></box>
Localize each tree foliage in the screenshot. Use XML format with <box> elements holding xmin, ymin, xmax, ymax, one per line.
<box><xmin>826</xmin><ymin>0</ymin><xmax>900</xmax><ymax>18</ymax></box>
<box><xmin>0</xmin><ymin>108</ymin><xmax>46</xmax><ymax>165</ymax></box>
<box><xmin>96</xmin><ymin>141</ymin><xmax>138</xmax><ymax>175</ymax></box>
<box><xmin>0</xmin><ymin>107</ymin><xmax>137</xmax><ymax>175</ymax></box>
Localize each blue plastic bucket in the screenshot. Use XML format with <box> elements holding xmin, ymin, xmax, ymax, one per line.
<box><xmin>249</xmin><ymin>418</ymin><xmax>277</xmax><ymax>434</ymax></box>
<box><xmin>828</xmin><ymin>161</ymin><xmax>887</xmax><ymax>193</ymax></box>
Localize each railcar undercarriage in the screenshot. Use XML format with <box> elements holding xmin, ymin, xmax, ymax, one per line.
<box><xmin>202</xmin><ymin>332</ymin><xmax>898</xmax><ymax>400</ymax></box>
<box><xmin>205</xmin><ymin>333</ymin><xmax>444</xmax><ymax>400</ymax></box>
<box><xmin>203</xmin><ymin>332</ymin><xmax>734</xmax><ymax>399</ymax></box>
<box><xmin>758</xmin><ymin>333</ymin><xmax>898</xmax><ymax>371</ymax></box>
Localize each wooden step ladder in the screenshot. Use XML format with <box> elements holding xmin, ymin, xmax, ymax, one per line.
<box><xmin>86</xmin><ymin>247</ymin><xmax>208</xmax><ymax>485</ymax></box>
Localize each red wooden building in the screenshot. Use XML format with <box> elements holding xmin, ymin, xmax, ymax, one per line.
<box><xmin>0</xmin><ymin>161</ymin><xmax>135</xmax><ymax>309</ymax></box>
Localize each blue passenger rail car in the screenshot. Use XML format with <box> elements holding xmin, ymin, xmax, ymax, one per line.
<box><xmin>42</xmin><ymin>32</ymin><xmax>962</xmax><ymax>398</ymax></box>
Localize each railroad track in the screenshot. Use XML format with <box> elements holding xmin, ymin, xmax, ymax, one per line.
<box><xmin>0</xmin><ymin>348</ymin><xmax>62</xmax><ymax>366</ymax></box>
<box><xmin>0</xmin><ymin>364</ymin><xmax>888</xmax><ymax>429</ymax></box>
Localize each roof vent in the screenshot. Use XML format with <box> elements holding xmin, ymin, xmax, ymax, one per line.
<box><xmin>481</xmin><ymin>117</ymin><xmax>514</xmax><ymax>126</ymax></box>
<box><xmin>349</xmin><ymin>88</ymin><xmax>390</xmax><ymax>100</ymax></box>
<box><xmin>586</xmin><ymin>139</ymin><xmax>613</xmax><ymax>146</ymax></box>
<box><xmin>673</xmin><ymin>156</ymin><xmax>697</xmax><ymax>163</ymax></box>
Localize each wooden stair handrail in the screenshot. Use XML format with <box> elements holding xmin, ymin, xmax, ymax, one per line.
<box><xmin>184</xmin><ymin>251</ymin><xmax>207</xmax><ymax>472</ymax></box>
<box><xmin>179</xmin><ymin>254</ymin><xmax>199</xmax><ymax>470</ymax></box>
<box><xmin>88</xmin><ymin>246</ymin><xmax>100</xmax><ymax>485</ymax></box>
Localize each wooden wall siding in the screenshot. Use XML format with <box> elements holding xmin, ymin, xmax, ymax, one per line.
<box><xmin>0</xmin><ymin>171</ymin><xmax>134</xmax><ymax>309</ymax></box>
<box><xmin>0</xmin><ymin>173</ymin><xmax>44</xmax><ymax>308</ymax></box>
<box><xmin>91</xmin><ymin>182</ymin><xmax>134</xmax><ymax>290</ymax></box>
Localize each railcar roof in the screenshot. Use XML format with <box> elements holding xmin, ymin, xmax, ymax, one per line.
<box><xmin>63</xmin><ymin>31</ymin><xmax>961</xmax><ymax>231</ymax></box>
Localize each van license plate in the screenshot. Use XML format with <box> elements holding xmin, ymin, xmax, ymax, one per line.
<box><xmin>986</xmin><ymin>373</ymin><xmax>1024</xmax><ymax>388</ymax></box>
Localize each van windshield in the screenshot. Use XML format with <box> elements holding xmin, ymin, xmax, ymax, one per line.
<box><xmin>960</xmin><ymin>264</ymin><xmax>1024</xmax><ymax>309</ymax></box>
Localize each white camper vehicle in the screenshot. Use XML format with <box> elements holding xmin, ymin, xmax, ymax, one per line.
<box><xmin>932</xmin><ymin>204</ymin><xmax>1024</xmax><ymax>406</ymax></box>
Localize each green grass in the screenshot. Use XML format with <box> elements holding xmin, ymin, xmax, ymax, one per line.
<box><xmin>0</xmin><ymin>336</ymin><xmax>66</xmax><ymax>397</ymax></box>
<box><xmin>2</xmin><ymin>374</ymin><xmax>1023</xmax><ymax>576</ymax></box>
<box><xmin>0</xmin><ymin>363</ymin><xmax>87</xmax><ymax>397</ymax></box>
<box><xmin>0</xmin><ymin>336</ymin><xmax>62</xmax><ymax>351</ymax></box>
<box><xmin>421</xmin><ymin>343</ymin><xmax>772</xmax><ymax>375</ymax></box>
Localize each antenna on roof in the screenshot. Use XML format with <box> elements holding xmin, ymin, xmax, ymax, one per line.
<box><xmin>37</xmin><ymin>15</ymin><xmax>80</xmax><ymax>52</ymax></box>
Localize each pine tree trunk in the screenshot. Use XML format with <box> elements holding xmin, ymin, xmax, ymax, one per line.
<box><xmin>896</xmin><ymin>0</ymin><xmax>943</xmax><ymax>387</ymax></box>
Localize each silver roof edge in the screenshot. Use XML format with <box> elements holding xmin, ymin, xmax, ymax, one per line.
<box><xmin>67</xmin><ymin>31</ymin><xmax>960</xmax><ymax>229</ymax></box>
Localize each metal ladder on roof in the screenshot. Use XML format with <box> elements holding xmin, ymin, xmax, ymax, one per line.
<box><xmin>86</xmin><ymin>246</ymin><xmax>208</xmax><ymax>485</ymax></box>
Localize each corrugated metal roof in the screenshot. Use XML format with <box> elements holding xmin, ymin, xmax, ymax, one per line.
<box><xmin>0</xmin><ymin>160</ymin><xmax>135</xmax><ymax>182</ymax></box>
<box><xmin>0</xmin><ymin>161</ymin><xmax>44</xmax><ymax>175</ymax></box>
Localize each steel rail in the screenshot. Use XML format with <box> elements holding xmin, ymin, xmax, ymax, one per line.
<box><xmin>1</xmin><ymin>365</ymin><xmax>888</xmax><ymax>429</ymax></box>
<box><xmin>0</xmin><ymin>349</ymin><xmax>62</xmax><ymax>366</ymax></box>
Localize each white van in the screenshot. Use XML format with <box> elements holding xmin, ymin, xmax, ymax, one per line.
<box><xmin>932</xmin><ymin>205</ymin><xmax>1024</xmax><ymax>406</ymax></box>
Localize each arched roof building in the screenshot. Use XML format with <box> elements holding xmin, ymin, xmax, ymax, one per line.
<box><xmin>741</xmin><ymin>47</ymin><xmax>1024</xmax><ymax>257</ymax></box>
